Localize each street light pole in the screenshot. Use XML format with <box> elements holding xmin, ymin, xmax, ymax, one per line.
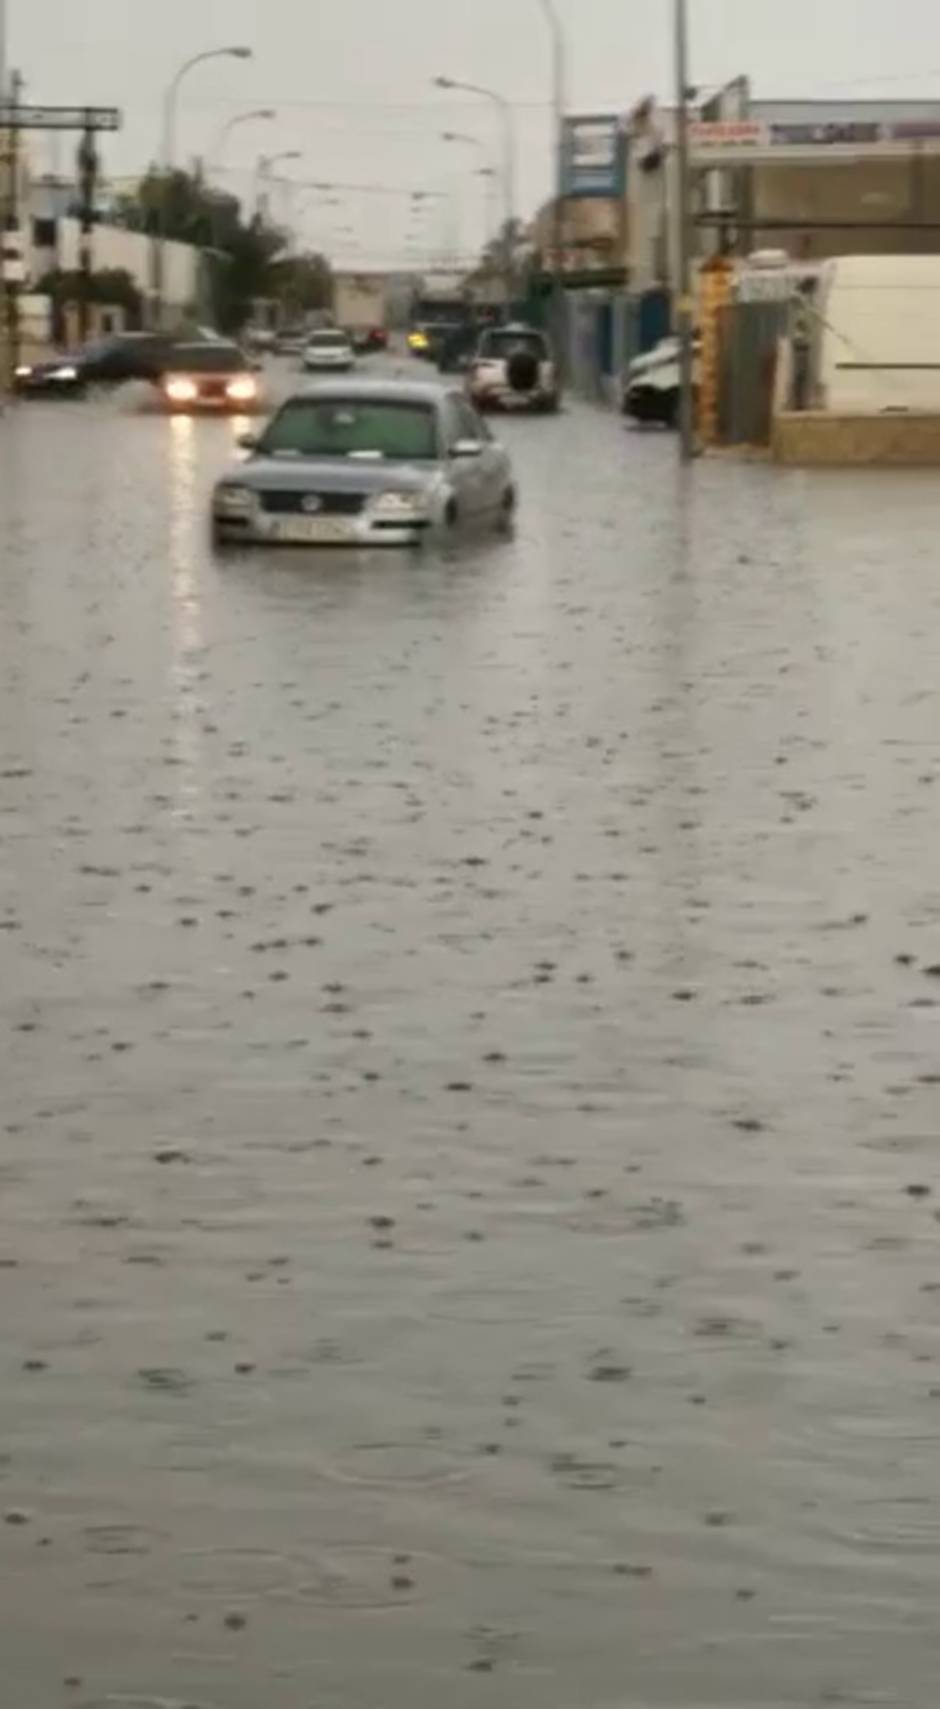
<box><xmin>153</xmin><ymin>44</ymin><xmax>252</xmax><ymax>328</ymax></box>
<box><xmin>674</xmin><ymin>0</ymin><xmax>695</xmax><ymax>460</ymax></box>
<box><xmin>208</xmin><ymin>107</ymin><xmax>275</xmax><ymax>178</ymax></box>
<box><xmin>441</xmin><ymin>131</ymin><xmax>494</xmax><ymax>257</ymax></box>
<box><xmin>434</xmin><ymin>76</ymin><xmax>515</xmax><ymax>294</ymax></box>
<box><xmin>537</xmin><ymin>0</ymin><xmax>566</xmax><ymax>376</ymax></box>
<box><xmin>256</xmin><ymin>149</ymin><xmax>300</xmax><ymax>222</ymax></box>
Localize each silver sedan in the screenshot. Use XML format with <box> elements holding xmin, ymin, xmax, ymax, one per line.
<box><xmin>210</xmin><ymin>379</ymin><xmax>517</xmax><ymax>548</ymax></box>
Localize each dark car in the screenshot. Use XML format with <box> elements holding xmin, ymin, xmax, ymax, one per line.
<box><xmin>14</xmin><ymin>332</ymin><xmax>175</xmax><ymax>397</ymax></box>
<box><xmin>155</xmin><ymin>341</ymin><xmax>263</xmax><ymax>413</ymax></box>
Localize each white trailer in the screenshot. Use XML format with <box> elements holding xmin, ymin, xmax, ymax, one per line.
<box><xmin>332</xmin><ymin>274</ymin><xmax>388</xmax><ymax>349</ymax></box>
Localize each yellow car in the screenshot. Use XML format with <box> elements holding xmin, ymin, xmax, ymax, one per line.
<box><xmin>407</xmin><ymin>328</ymin><xmax>430</xmax><ymax>356</ymax></box>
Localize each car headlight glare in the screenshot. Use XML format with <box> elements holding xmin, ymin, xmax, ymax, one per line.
<box><xmin>15</xmin><ymin>364</ymin><xmax>33</xmax><ymax>378</ymax></box>
<box><xmin>215</xmin><ymin>484</ymin><xmax>253</xmax><ymax>514</ymax></box>
<box><xmin>226</xmin><ymin>375</ymin><xmax>257</xmax><ymax>402</ymax></box>
<box><xmin>165</xmin><ymin>376</ymin><xmax>198</xmax><ymax>403</ymax></box>
<box><xmin>52</xmin><ymin>365</ymin><xmax>78</xmax><ymax>381</ymax></box>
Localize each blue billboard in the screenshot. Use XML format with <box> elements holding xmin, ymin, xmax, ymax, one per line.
<box><xmin>561</xmin><ymin>115</ymin><xmax>626</xmax><ymax>199</ymax></box>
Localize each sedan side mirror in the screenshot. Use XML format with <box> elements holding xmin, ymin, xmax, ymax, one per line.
<box><xmin>237</xmin><ymin>431</ymin><xmax>259</xmax><ymax>451</ymax></box>
<box><xmin>451</xmin><ymin>438</ymin><xmax>483</xmax><ymax>459</ymax></box>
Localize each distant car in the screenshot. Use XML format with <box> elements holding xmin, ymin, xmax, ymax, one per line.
<box><xmin>245</xmin><ymin>326</ymin><xmax>277</xmax><ymax>353</ymax></box>
<box><xmin>622</xmin><ymin>334</ymin><xmax>701</xmax><ymax>427</ymax></box>
<box><xmin>274</xmin><ymin>327</ymin><xmax>307</xmax><ymax>355</ymax></box>
<box><xmin>348</xmin><ymin>326</ymin><xmax>388</xmax><ymax>354</ymax></box>
<box><xmin>466</xmin><ymin>324</ymin><xmax>559</xmax><ymax>413</ymax></box>
<box><xmin>155</xmin><ymin>341</ymin><xmax>262</xmax><ymax>413</ymax></box>
<box><xmin>13</xmin><ymin>331</ymin><xmax>175</xmax><ymax>397</ymax></box>
<box><xmin>302</xmin><ymin>330</ymin><xmax>355</xmax><ymax>372</ymax></box>
<box><xmin>210</xmin><ymin>379</ymin><xmax>516</xmax><ymax>548</ymax></box>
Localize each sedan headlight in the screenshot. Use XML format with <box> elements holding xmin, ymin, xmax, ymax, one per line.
<box><xmin>15</xmin><ymin>364</ymin><xmax>33</xmax><ymax>378</ymax></box>
<box><xmin>215</xmin><ymin>484</ymin><xmax>253</xmax><ymax>515</ymax></box>
<box><xmin>51</xmin><ymin>365</ymin><xmax>78</xmax><ymax>381</ymax></box>
<box><xmin>165</xmin><ymin>376</ymin><xmax>198</xmax><ymax>403</ymax></box>
<box><xmin>372</xmin><ymin>490</ymin><xmax>426</xmax><ymax>518</ymax></box>
<box><xmin>226</xmin><ymin>375</ymin><xmax>257</xmax><ymax>402</ymax></box>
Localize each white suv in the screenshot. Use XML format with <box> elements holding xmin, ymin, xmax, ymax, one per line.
<box><xmin>466</xmin><ymin>324</ymin><xmax>559</xmax><ymax>413</ymax></box>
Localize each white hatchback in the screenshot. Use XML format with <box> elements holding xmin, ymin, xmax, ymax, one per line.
<box><xmin>302</xmin><ymin>330</ymin><xmax>355</xmax><ymax>372</ymax></box>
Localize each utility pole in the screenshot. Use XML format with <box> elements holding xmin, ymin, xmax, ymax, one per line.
<box><xmin>674</xmin><ymin>0</ymin><xmax>695</xmax><ymax>460</ymax></box>
<box><xmin>539</xmin><ymin>0</ymin><xmax>567</xmax><ymax>384</ymax></box>
<box><xmin>1</xmin><ymin>67</ymin><xmax>23</xmax><ymax>391</ymax></box>
<box><xmin>76</xmin><ymin>119</ymin><xmax>98</xmax><ymax>345</ymax></box>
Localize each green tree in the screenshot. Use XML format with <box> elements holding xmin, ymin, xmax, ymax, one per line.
<box><xmin>114</xmin><ymin>168</ymin><xmax>292</xmax><ymax>332</ymax></box>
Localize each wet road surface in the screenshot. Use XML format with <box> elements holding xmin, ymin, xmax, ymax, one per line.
<box><xmin>2</xmin><ymin>362</ymin><xmax>940</xmax><ymax>1708</ymax></box>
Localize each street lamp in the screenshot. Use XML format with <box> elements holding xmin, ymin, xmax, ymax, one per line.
<box><xmin>154</xmin><ymin>44</ymin><xmax>252</xmax><ymax>326</ymax></box>
<box><xmin>208</xmin><ymin>107</ymin><xmax>275</xmax><ymax>175</ymax></box>
<box><xmin>163</xmin><ymin>47</ymin><xmax>252</xmax><ymax>179</ymax></box>
<box><xmin>537</xmin><ymin>0</ymin><xmax>567</xmax><ymax>377</ymax></box>
<box><xmin>441</xmin><ymin>130</ymin><xmax>495</xmax><ymax>254</ymax></box>
<box><xmin>433</xmin><ymin>74</ymin><xmax>516</xmax><ymax>288</ymax></box>
<box><xmin>256</xmin><ymin>149</ymin><xmax>301</xmax><ymax>220</ymax></box>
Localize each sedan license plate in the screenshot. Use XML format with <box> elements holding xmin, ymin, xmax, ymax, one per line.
<box><xmin>272</xmin><ymin>516</ymin><xmax>353</xmax><ymax>544</ymax></box>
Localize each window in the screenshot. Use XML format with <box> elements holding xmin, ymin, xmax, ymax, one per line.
<box><xmin>450</xmin><ymin>395</ymin><xmax>485</xmax><ymax>444</ymax></box>
<box><xmin>478</xmin><ymin>329</ymin><xmax>547</xmax><ymax>361</ymax></box>
<box><xmin>261</xmin><ymin>400</ymin><xmax>439</xmax><ymax>461</ymax></box>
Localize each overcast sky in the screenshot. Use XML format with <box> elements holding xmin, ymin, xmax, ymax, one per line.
<box><xmin>9</xmin><ymin>0</ymin><xmax>940</xmax><ymax>266</ymax></box>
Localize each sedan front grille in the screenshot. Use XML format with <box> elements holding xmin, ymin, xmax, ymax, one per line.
<box><xmin>259</xmin><ymin>490</ymin><xmax>365</xmax><ymax>517</ymax></box>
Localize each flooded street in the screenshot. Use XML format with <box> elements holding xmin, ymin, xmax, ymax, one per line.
<box><xmin>2</xmin><ymin>373</ymin><xmax>940</xmax><ymax>1709</ymax></box>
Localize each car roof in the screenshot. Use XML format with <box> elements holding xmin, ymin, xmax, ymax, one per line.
<box><xmin>169</xmin><ymin>340</ymin><xmax>240</xmax><ymax>353</ymax></box>
<box><xmin>282</xmin><ymin>378</ymin><xmax>447</xmax><ymax>408</ymax></box>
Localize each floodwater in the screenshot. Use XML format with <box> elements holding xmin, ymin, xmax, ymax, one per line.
<box><xmin>2</xmin><ymin>371</ymin><xmax>940</xmax><ymax>1709</ymax></box>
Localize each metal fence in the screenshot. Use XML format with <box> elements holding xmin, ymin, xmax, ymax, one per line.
<box><xmin>717</xmin><ymin>299</ymin><xmax>789</xmax><ymax>446</ymax></box>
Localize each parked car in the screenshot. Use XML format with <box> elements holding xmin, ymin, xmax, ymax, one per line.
<box><xmin>14</xmin><ymin>331</ymin><xmax>176</xmax><ymax>397</ymax></box>
<box><xmin>302</xmin><ymin>329</ymin><xmax>355</xmax><ymax>373</ymax></box>
<box><xmin>622</xmin><ymin>334</ymin><xmax>701</xmax><ymax>427</ymax></box>
<box><xmin>155</xmin><ymin>341</ymin><xmax>262</xmax><ymax>413</ymax></box>
<box><xmin>466</xmin><ymin>324</ymin><xmax>559</xmax><ymax>413</ymax></box>
<box><xmin>210</xmin><ymin>379</ymin><xmax>516</xmax><ymax>548</ymax></box>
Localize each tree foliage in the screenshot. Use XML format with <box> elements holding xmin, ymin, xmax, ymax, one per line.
<box><xmin>114</xmin><ymin>168</ymin><xmax>331</xmax><ymax>333</ymax></box>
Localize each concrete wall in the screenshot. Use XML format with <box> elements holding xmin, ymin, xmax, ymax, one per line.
<box><xmin>25</xmin><ymin>213</ymin><xmax>201</xmax><ymax>319</ymax></box>
<box><xmin>774</xmin><ymin>409</ymin><xmax>940</xmax><ymax>465</ymax></box>
<box><xmin>49</xmin><ymin>220</ymin><xmax>200</xmax><ymax>313</ymax></box>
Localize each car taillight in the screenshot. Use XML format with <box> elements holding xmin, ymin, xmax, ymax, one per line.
<box><xmin>226</xmin><ymin>375</ymin><xmax>257</xmax><ymax>402</ymax></box>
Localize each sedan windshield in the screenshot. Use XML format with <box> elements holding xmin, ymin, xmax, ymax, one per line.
<box><xmin>164</xmin><ymin>344</ymin><xmax>245</xmax><ymax>372</ymax></box>
<box><xmin>309</xmin><ymin>333</ymin><xmax>350</xmax><ymax>348</ymax></box>
<box><xmin>261</xmin><ymin>400</ymin><xmax>438</xmax><ymax>460</ymax></box>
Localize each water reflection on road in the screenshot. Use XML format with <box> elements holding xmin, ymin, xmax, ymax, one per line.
<box><xmin>2</xmin><ymin>376</ymin><xmax>940</xmax><ymax>1709</ymax></box>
